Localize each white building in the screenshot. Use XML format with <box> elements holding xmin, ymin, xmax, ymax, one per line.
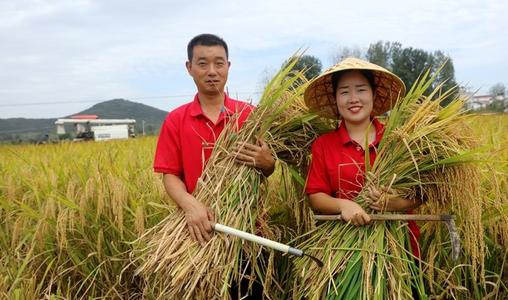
<box><xmin>55</xmin><ymin>115</ymin><xmax>136</xmax><ymax>141</ymax></box>
<box><xmin>469</xmin><ymin>94</ymin><xmax>495</xmax><ymax>110</ymax></box>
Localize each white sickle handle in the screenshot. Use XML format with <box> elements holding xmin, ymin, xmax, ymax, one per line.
<box><xmin>212</xmin><ymin>222</ymin><xmax>303</xmax><ymax>256</ymax></box>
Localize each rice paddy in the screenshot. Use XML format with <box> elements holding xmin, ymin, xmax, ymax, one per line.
<box><xmin>0</xmin><ymin>77</ymin><xmax>507</xmax><ymax>299</ymax></box>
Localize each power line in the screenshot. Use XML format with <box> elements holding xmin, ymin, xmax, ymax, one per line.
<box><xmin>0</xmin><ymin>95</ymin><xmax>190</xmax><ymax>108</ymax></box>
<box><xmin>0</xmin><ymin>92</ymin><xmax>262</xmax><ymax>108</ymax></box>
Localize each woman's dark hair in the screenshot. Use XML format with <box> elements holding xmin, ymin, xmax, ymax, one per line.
<box><xmin>187</xmin><ymin>34</ymin><xmax>229</xmax><ymax>61</ymax></box>
<box><xmin>331</xmin><ymin>69</ymin><xmax>376</xmax><ymax>96</ymax></box>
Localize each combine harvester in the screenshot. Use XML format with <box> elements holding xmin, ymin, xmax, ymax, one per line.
<box><xmin>55</xmin><ymin>115</ymin><xmax>136</xmax><ymax>142</ymax></box>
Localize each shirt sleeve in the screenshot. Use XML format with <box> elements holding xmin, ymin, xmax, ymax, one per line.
<box><xmin>305</xmin><ymin>138</ymin><xmax>332</xmax><ymax>196</ymax></box>
<box><xmin>153</xmin><ymin>114</ymin><xmax>182</xmax><ymax>176</ymax></box>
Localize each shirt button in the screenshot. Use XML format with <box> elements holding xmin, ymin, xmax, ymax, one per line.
<box><xmin>356</xmin><ymin>146</ymin><xmax>361</xmax><ymax>151</ymax></box>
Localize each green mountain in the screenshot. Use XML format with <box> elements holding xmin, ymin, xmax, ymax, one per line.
<box><xmin>77</xmin><ymin>99</ymin><xmax>168</xmax><ymax>134</ymax></box>
<box><xmin>0</xmin><ymin>99</ymin><xmax>168</xmax><ymax>143</ymax></box>
<box><xmin>0</xmin><ymin>118</ymin><xmax>57</xmax><ymax>143</ymax></box>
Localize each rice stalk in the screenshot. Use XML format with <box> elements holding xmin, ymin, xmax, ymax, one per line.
<box><xmin>293</xmin><ymin>66</ymin><xmax>485</xmax><ymax>298</ymax></box>
<box><xmin>0</xmin><ymin>138</ymin><xmax>165</xmax><ymax>299</ymax></box>
<box><xmin>134</xmin><ymin>53</ymin><xmax>331</xmax><ymax>299</ymax></box>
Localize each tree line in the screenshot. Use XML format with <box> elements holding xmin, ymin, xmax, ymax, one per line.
<box><xmin>290</xmin><ymin>40</ymin><xmax>504</xmax><ymax>111</ymax></box>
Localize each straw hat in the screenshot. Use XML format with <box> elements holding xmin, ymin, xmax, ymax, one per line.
<box><xmin>304</xmin><ymin>57</ymin><xmax>406</xmax><ymax>119</ymax></box>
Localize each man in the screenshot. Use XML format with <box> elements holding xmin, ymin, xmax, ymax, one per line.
<box><xmin>154</xmin><ymin>33</ymin><xmax>275</xmax><ymax>246</ymax></box>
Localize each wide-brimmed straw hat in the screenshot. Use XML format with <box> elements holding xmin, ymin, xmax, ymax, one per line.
<box><xmin>304</xmin><ymin>57</ymin><xmax>406</xmax><ymax>119</ymax></box>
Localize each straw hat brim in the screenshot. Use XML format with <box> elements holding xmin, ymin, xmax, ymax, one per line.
<box><xmin>304</xmin><ymin>57</ymin><xmax>406</xmax><ymax>119</ymax></box>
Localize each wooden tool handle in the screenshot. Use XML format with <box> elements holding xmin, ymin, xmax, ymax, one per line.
<box><xmin>313</xmin><ymin>214</ymin><xmax>451</xmax><ymax>221</ymax></box>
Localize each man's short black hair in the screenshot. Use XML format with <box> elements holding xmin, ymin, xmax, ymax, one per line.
<box><xmin>187</xmin><ymin>33</ymin><xmax>229</xmax><ymax>61</ymax></box>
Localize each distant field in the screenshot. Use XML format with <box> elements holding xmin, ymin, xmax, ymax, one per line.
<box><xmin>0</xmin><ymin>114</ymin><xmax>506</xmax><ymax>299</ymax></box>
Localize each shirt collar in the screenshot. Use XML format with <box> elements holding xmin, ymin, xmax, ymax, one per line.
<box><xmin>189</xmin><ymin>93</ymin><xmax>235</xmax><ymax>117</ymax></box>
<box><xmin>337</xmin><ymin>117</ymin><xmax>384</xmax><ymax>147</ymax></box>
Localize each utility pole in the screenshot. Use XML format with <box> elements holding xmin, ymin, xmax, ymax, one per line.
<box><xmin>142</xmin><ymin>120</ymin><xmax>145</xmax><ymax>136</ymax></box>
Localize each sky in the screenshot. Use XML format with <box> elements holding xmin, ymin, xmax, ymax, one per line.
<box><xmin>0</xmin><ymin>0</ymin><xmax>506</xmax><ymax>119</ymax></box>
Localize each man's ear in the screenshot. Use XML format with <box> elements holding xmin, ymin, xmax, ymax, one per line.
<box><xmin>185</xmin><ymin>61</ymin><xmax>191</xmax><ymax>73</ymax></box>
<box><xmin>228</xmin><ymin>61</ymin><xmax>231</xmax><ymax>68</ymax></box>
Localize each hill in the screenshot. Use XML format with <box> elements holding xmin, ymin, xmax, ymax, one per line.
<box><xmin>77</xmin><ymin>99</ymin><xmax>168</xmax><ymax>134</ymax></box>
<box><xmin>0</xmin><ymin>99</ymin><xmax>168</xmax><ymax>143</ymax></box>
<box><xmin>0</xmin><ymin>118</ymin><xmax>57</xmax><ymax>143</ymax></box>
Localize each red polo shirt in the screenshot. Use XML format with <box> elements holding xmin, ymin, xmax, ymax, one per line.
<box><xmin>154</xmin><ymin>94</ymin><xmax>253</xmax><ymax>193</ymax></box>
<box><xmin>306</xmin><ymin>118</ymin><xmax>420</xmax><ymax>257</ymax></box>
<box><xmin>306</xmin><ymin>118</ymin><xmax>384</xmax><ymax>199</ymax></box>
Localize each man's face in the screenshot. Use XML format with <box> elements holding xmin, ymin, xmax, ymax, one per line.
<box><xmin>186</xmin><ymin>45</ymin><xmax>230</xmax><ymax>96</ymax></box>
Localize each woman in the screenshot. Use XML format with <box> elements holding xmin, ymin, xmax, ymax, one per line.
<box><xmin>304</xmin><ymin>57</ymin><xmax>422</xmax><ymax>255</ymax></box>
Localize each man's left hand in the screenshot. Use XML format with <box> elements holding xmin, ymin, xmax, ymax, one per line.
<box><xmin>234</xmin><ymin>139</ymin><xmax>275</xmax><ymax>176</ymax></box>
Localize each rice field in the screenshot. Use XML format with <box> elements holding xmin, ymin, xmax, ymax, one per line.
<box><xmin>0</xmin><ymin>113</ymin><xmax>506</xmax><ymax>299</ymax></box>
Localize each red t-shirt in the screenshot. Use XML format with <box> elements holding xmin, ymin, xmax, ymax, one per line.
<box><xmin>154</xmin><ymin>93</ymin><xmax>253</xmax><ymax>193</ymax></box>
<box><xmin>306</xmin><ymin>118</ymin><xmax>420</xmax><ymax>257</ymax></box>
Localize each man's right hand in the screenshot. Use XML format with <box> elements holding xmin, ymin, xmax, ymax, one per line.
<box><xmin>181</xmin><ymin>195</ymin><xmax>215</xmax><ymax>246</ymax></box>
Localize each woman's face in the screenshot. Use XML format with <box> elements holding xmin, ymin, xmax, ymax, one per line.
<box><xmin>335</xmin><ymin>70</ymin><xmax>374</xmax><ymax>125</ymax></box>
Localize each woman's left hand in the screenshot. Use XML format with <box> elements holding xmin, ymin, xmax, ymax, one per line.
<box><xmin>366</xmin><ymin>186</ymin><xmax>405</xmax><ymax>212</ymax></box>
<box><xmin>367</xmin><ymin>186</ymin><xmax>423</xmax><ymax>212</ymax></box>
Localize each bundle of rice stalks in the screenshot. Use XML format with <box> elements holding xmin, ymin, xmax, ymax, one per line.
<box><xmin>293</xmin><ymin>68</ymin><xmax>485</xmax><ymax>299</ymax></box>
<box><xmin>263</xmin><ymin>159</ymin><xmax>319</xmax><ymax>298</ymax></box>
<box><xmin>134</xmin><ymin>54</ymin><xmax>330</xmax><ymax>299</ymax></box>
<box><xmin>418</xmin><ymin>113</ymin><xmax>508</xmax><ymax>298</ymax></box>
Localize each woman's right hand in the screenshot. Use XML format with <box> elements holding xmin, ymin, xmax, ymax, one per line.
<box><xmin>339</xmin><ymin>200</ymin><xmax>371</xmax><ymax>226</ymax></box>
